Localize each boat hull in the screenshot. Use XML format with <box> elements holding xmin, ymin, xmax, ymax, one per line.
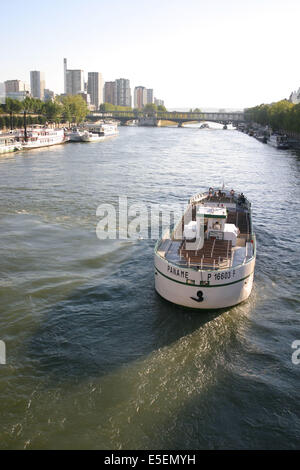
<box><xmin>81</xmin><ymin>133</ymin><xmax>118</xmax><ymax>142</ymax></box>
<box><xmin>22</xmin><ymin>138</ymin><xmax>65</xmax><ymax>149</ymax></box>
<box><xmin>69</xmin><ymin>135</ymin><xmax>84</xmax><ymax>142</ymax></box>
<box><xmin>0</xmin><ymin>144</ymin><xmax>21</xmax><ymax>154</ymax></box>
<box><xmin>267</xmin><ymin>141</ymin><xmax>289</xmax><ymax>149</ymax></box>
<box><xmin>154</xmin><ymin>252</ymin><xmax>255</xmax><ymax>310</ymax></box>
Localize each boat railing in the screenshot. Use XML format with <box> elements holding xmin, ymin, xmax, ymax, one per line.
<box><xmin>156</xmin><ymin>241</ymin><xmax>254</xmax><ymax>272</ymax></box>
<box><xmin>185</xmin><ymin>257</ymin><xmax>231</xmax><ymax>270</ymax></box>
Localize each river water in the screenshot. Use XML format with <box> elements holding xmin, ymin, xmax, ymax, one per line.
<box><xmin>0</xmin><ymin>126</ymin><xmax>299</xmax><ymax>449</ymax></box>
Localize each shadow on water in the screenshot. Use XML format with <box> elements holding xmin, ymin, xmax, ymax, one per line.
<box><xmin>26</xmin><ymin>243</ymin><xmax>229</xmax><ymax>387</ymax></box>
<box><xmin>153</xmin><ymin>372</ymin><xmax>300</xmax><ymax>450</ymax></box>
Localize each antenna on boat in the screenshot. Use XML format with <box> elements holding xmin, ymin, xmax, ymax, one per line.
<box><xmin>222</xmin><ymin>181</ymin><xmax>225</xmax><ymax>190</ymax></box>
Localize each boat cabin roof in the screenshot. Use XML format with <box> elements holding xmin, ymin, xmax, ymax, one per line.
<box><xmin>197</xmin><ymin>206</ymin><xmax>227</xmax><ymax>219</ymax></box>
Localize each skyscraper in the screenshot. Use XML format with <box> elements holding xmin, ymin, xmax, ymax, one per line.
<box><xmin>114</xmin><ymin>78</ymin><xmax>131</xmax><ymax>107</ymax></box>
<box><xmin>4</xmin><ymin>80</ymin><xmax>29</xmax><ymax>93</ymax></box>
<box><xmin>64</xmin><ymin>58</ymin><xmax>67</xmax><ymax>94</ymax></box>
<box><xmin>64</xmin><ymin>58</ymin><xmax>84</xmax><ymax>95</ymax></box>
<box><xmin>146</xmin><ymin>89</ymin><xmax>154</xmax><ymax>104</ymax></box>
<box><xmin>104</xmin><ymin>82</ymin><xmax>116</xmax><ymax>105</ymax></box>
<box><xmin>66</xmin><ymin>69</ymin><xmax>84</xmax><ymax>95</ymax></box>
<box><xmin>87</xmin><ymin>72</ymin><xmax>103</xmax><ymax>110</ymax></box>
<box><xmin>134</xmin><ymin>86</ymin><xmax>147</xmax><ymax>109</ymax></box>
<box><xmin>4</xmin><ymin>80</ymin><xmax>30</xmax><ymax>101</ymax></box>
<box><xmin>0</xmin><ymin>82</ymin><xmax>5</xmax><ymax>104</ymax></box>
<box><xmin>30</xmin><ymin>71</ymin><xmax>45</xmax><ymax>100</ymax></box>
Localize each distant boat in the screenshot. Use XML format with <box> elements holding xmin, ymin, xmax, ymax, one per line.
<box><xmin>255</xmin><ymin>134</ymin><xmax>268</xmax><ymax>144</ymax></box>
<box><xmin>81</xmin><ymin>123</ymin><xmax>119</xmax><ymax>142</ymax></box>
<box><xmin>67</xmin><ymin>127</ymin><xmax>86</xmax><ymax>142</ymax></box>
<box><xmin>267</xmin><ymin>134</ymin><xmax>289</xmax><ymax>149</ymax></box>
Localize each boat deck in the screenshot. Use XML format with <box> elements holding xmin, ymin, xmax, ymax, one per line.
<box><xmin>158</xmin><ymin>238</ymin><xmax>253</xmax><ymax>270</ymax></box>
<box><xmin>156</xmin><ymin>191</ymin><xmax>254</xmax><ymax>270</ymax></box>
<box><xmin>179</xmin><ymin>239</ymin><xmax>232</xmax><ymax>269</ymax></box>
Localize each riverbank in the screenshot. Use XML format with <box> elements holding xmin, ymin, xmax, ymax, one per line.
<box><xmin>237</xmin><ymin>123</ymin><xmax>300</xmax><ymax>149</ymax></box>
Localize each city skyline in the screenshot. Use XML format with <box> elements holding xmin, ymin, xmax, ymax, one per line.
<box><xmin>1</xmin><ymin>0</ymin><xmax>299</xmax><ymax>109</ymax></box>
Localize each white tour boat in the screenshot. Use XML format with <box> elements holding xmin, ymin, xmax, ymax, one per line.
<box><xmin>67</xmin><ymin>127</ymin><xmax>86</xmax><ymax>142</ymax></box>
<box><xmin>81</xmin><ymin>122</ymin><xmax>119</xmax><ymax>142</ymax></box>
<box><xmin>267</xmin><ymin>134</ymin><xmax>289</xmax><ymax>149</ymax></box>
<box><xmin>0</xmin><ymin>134</ymin><xmax>22</xmax><ymax>154</ymax></box>
<box><xmin>154</xmin><ymin>188</ymin><xmax>256</xmax><ymax>309</ymax></box>
<box><xmin>16</xmin><ymin>127</ymin><xmax>65</xmax><ymax>149</ymax></box>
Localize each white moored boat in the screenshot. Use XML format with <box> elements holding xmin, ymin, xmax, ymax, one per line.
<box><xmin>267</xmin><ymin>134</ymin><xmax>289</xmax><ymax>149</ymax></box>
<box><xmin>81</xmin><ymin>122</ymin><xmax>119</xmax><ymax>142</ymax></box>
<box><xmin>16</xmin><ymin>127</ymin><xmax>65</xmax><ymax>149</ymax></box>
<box><xmin>67</xmin><ymin>127</ymin><xmax>86</xmax><ymax>142</ymax></box>
<box><xmin>154</xmin><ymin>188</ymin><xmax>256</xmax><ymax>309</ymax></box>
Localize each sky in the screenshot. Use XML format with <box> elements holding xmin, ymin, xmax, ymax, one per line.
<box><xmin>1</xmin><ymin>0</ymin><xmax>299</xmax><ymax>109</ymax></box>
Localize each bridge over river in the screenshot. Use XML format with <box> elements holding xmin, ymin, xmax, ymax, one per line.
<box><xmin>87</xmin><ymin>110</ymin><xmax>245</xmax><ymax>126</ymax></box>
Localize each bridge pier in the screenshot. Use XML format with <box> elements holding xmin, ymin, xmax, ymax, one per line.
<box><xmin>138</xmin><ymin>116</ymin><xmax>158</xmax><ymax>127</ymax></box>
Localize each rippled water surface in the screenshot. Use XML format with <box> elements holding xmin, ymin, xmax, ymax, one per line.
<box><xmin>0</xmin><ymin>126</ymin><xmax>300</xmax><ymax>449</ymax></box>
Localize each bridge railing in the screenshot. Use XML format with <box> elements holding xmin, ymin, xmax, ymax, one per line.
<box><xmin>87</xmin><ymin>111</ymin><xmax>245</xmax><ymax>121</ymax></box>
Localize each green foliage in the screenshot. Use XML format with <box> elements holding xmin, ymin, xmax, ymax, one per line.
<box><xmin>0</xmin><ymin>95</ymin><xmax>89</xmax><ymax>128</ymax></box>
<box><xmin>60</xmin><ymin>95</ymin><xmax>88</xmax><ymax>124</ymax></box>
<box><xmin>143</xmin><ymin>103</ymin><xmax>157</xmax><ymax>114</ymax></box>
<box><xmin>245</xmin><ymin>99</ymin><xmax>300</xmax><ymax>133</ymax></box>
<box><xmin>4</xmin><ymin>98</ymin><xmax>23</xmax><ymax>114</ymax></box>
<box><xmin>99</xmin><ymin>103</ymin><xmax>132</xmax><ymax>112</ymax></box>
<box><xmin>43</xmin><ymin>99</ymin><xmax>62</xmax><ymax>123</ymax></box>
<box><xmin>15</xmin><ymin>116</ymin><xmax>23</xmax><ymax>128</ymax></box>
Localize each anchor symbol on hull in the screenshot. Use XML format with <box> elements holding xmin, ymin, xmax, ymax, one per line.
<box><xmin>191</xmin><ymin>290</ymin><xmax>204</xmax><ymax>302</ymax></box>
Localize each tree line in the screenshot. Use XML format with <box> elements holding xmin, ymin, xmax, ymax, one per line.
<box><xmin>99</xmin><ymin>103</ymin><xmax>167</xmax><ymax>113</ymax></box>
<box><xmin>0</xmin><ymin>95</ymin><xmax>89</xmax><ymax>130</ymax></box>
<box><xmin>244</xmin><ymin>99</ymin><xmax>300</xmax><ymax>133</ymax></box>
<box><xmin>0</xmin><ymin>98</ymin><xmax>169</xmax><ymax>130</ymax></box>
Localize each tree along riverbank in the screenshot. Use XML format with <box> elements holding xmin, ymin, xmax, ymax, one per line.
<box><xmin>0</xmin><ymin>95</ymin><xmax>89</xmax><ymax>131</ymax></box>
<box><xmin>245</xmin><ymin>99</ymin><xmax>300</xmax><ymax>134</ymax></box>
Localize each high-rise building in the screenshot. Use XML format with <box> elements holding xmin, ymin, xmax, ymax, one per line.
<box><xmin>77</xmin><ymin>92</ymin><xmax>92</xmax><ymax>109</ymax></box>
<box><xmin>146</xmin><ymin>89</ymin><xmax>154</xmax><ymax>104</ymax></box>
<box><xmin>4</xmin><ymin>80</ymin><xmax>29</xmax><ymax>94</ymax></box>
<box><xmin>0</xmin><ymin>82</ymin><xmax>5</xmax><ymax>104</ymax></box>
<box><xmin>64</xmin><ymin>58</ymin><xmax>67</xmax><ymax>94</ymax></box>
<box><xmin>134</xmin><ymin>86</ymin><xmax>147</xmax><ymax>109</ymax></box>
<box><xmin>104</xmin><ymin>81</ymin><xmax>116</xmax><ymax>105</ymax></box>
<box><xmin>87</xmin><ymin>72</ymin><xmax>103</xmax><ymax>110</ymax></box>
<box><xmin>30</xmin><ymin>71</ymin><xmax>45</xmax><ymax>100</ymax></box>
<box><xmin>64</xmin><ymin>58</ymin><xmax>84</xmax><ymax>95</ymax></box>
<box><xmin>66</xmin><ymin>69</ymin><xmax>84</xmax><ymax>95</ymax></box>
<box><xmin>114</xmin><ymin>78</ymin><xmax>131</xmax><ymax>107</ymax></box>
